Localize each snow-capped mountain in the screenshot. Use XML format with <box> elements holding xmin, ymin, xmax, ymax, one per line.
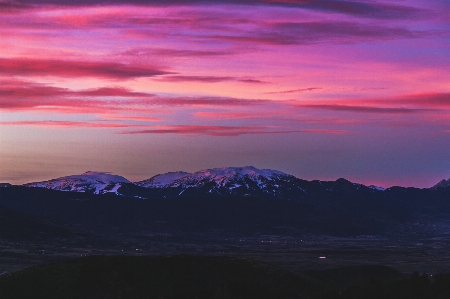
<box><xmin>20</xmin><ymin>166</ymin><xmax>402</xmax><ymax>199</ymax></box>
<box><xmin>163</xmin><ymin>166</ymin><xmax>308</xmax><ymax>198</ymax></box>
<box><xmin>24</xmin><ymin>171</ymin><xmax>130</xmax><ymax>195</ymax></box>
<box><xmin>23</xmin><ymin>166</ymin><xmax>310</xmax><ymax>199</ymax></box>
<box><xmin>135</xmin><ymin>171</ymin><xmax>190</xmax><ymax>188</ymax></box>
<box><xmin>433</xmin><ymin>178</ymin><xmax>450</xmax><ymax>189</ymax></box>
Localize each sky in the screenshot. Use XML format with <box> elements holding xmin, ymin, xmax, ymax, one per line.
<box><xmin>0</xmin><ymin>0</ymin><xmax>449</xmax><ymax>187</ymax></box>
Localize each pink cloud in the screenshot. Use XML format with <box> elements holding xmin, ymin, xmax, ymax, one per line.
<box><xmin>327</xmin><ymin>93</ymin><xmax>450</xmax><ymax>109</ymax></box>
<box><xmin>121</xmin><ymin>125</ymin><xmax>346</xmax><ymax>136</ymax></box>
<box><xmin>122</xmin><ymin>47</ymin><xmax>237</xmax><ymax>58</ymax></box>
<box><xmin>0</xmin><ymin>58</ymin><xmax>172</xmax><ymax>79</ymax></box>
<box><xmin>297</xmin><ymin>104</ymin><xmax>429</xmax><ymax>114</ymax></box>
<box><xmin>77</xmin><ymin>87</ymin><xmax>154</xmax><ymax>97</ymax></box>
<box><xmin>146</xmin><ymin>97</ymin><xmax>269</xmax><ymax>107</ymax></box>
<box><xmin>157</xmin><ymin>75</ymin><xmax>268</xmax><ymax>84</ymax></box>
<box><xmin>0</xmin><ymin>82</ymin><xmax>159</xmax><ymax>115</ymax></box>
<box><xmin>99</xmin><ymin>114</ymin><xmax>162</xmax><ymax>122</ymax></box>
<box><xmin>195</xmin><ymin>111</ymin><xmax>261</xmax><ymax>120</ymax></box>
<box><xmin>194</xmin><ymin>110</ymin><xmax>294</xmax><ymax>120</ymax></box>
<box><xmin>292</xmin><ymin>93</ymin><xmax>450</xmax><ymax>113</ymax></box>
<box><xmin>0</xmin><ymin>120</ymin><xmax>152</xmax><ymax>128</ymax></box>
<box><xmin>264</xmin><ymin>87</ymin><xmax>321</xmax><ymax>94</ymax></box>
<box><xmin>394</xmin><ymin>92</ymin><xmax>450</xmax><ymax>107</ymax></box>
<box><xmin>0</xmin><ymin>81</ymin><xmax>154</xmax><ymax>100</ymax></box>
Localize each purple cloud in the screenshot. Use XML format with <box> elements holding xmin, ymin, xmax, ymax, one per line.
<box><xmin>297</xmin><ymin>105</ymin><xmax>432</xmax><ymax>114</ymax></box>
<box><xmin>209</xmin><ymin>21</ymin><xmax>431</xmax><ymax>46</ymax></box>
<box><xmin>7</xmin><ymin>0</ymin><xmax>429</xmax><ymax>20</ymax></box>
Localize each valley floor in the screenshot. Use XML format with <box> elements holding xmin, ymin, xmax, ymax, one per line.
<box><xmin>2</xmin><ymin>234</ymin><xmax>450</xmax><ymax>276</ymax></box>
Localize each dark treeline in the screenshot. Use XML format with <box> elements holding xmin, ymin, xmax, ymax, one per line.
<box><xmin>323</xmin><ymin>272</ymin><xmax>450</xmax><ymax>299</ymax></box>
<box><xmin>1</xmin><ymin>256</ymin><xmax>450</xmax><ymax>299</ymax></box>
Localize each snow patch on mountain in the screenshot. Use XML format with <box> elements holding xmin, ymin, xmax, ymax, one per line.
<box><xmin>135</xmin><ymin>171</ymin><xmax>190</xmax><ymax>188</ymax></box>
<box><xmin>158</xmin><ymin>166</ymin><xmax>307</xmax><ymax>198</ymax></box>
<box><xmin>369</xmin><ymin>185</ymin><xmax>386</xmax><ymax>191</ymax></box>
<box><xmin>24</xmin><ymin>171</ymin><xmax>130</xmax><ymax>194</ymax></box>
<box><xmin>169</xmin><ymin>166</ymin><xmax>291</xmax><ymax>188</ymax></box>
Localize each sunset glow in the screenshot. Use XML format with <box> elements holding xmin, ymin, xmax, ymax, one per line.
<box><xmin>0</xmin><ymin>0</ymin><xmax>449</xmax><ymax>187</ymax></box>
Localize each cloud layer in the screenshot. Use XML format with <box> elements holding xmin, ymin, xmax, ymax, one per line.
<box><xmin>4</xmin><ymin>0</ymin><xmax>429</xmax><ymax>20</ymax></box>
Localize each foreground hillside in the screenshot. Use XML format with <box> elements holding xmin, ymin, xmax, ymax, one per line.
<box><xmin>1</xmin><ymin>255</ymin><xmax>450</xmax><ymax>299</ymax></box>
<box><xmin>0</xmin><ymin>256</ymin><xmax>314</xmax><ymax>299</ymax></box>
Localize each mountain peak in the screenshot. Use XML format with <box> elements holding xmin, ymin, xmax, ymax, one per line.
<box><xmin>164</xmin><ymin>166</ymin><xmax>303</xmax><ymax>198</ymax></box>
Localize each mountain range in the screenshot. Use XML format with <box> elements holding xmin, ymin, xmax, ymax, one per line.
<box><xmin>24</xmin><ymin>167</ymin><xmax>306</xmax><ymax>198</ymax></box>
<box><xmin>1</xmin><ymin>166</ymin><xmax>450</xmax><ymax>240</ymax></box>
<box><xmin>21</xmin><ymin>166</ymin><xmax>449</xmax><ymax>200</ymax></box>
<box><xmin>2</xmin><ymin>166</ymin><xmax>450</xmax><ymax>279</ymax></box>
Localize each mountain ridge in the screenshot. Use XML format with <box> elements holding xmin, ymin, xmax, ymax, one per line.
<box><xmin>12</xmin><ymin>166</ymin><xmax>450</xmax><ymax>199</ymax></box>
